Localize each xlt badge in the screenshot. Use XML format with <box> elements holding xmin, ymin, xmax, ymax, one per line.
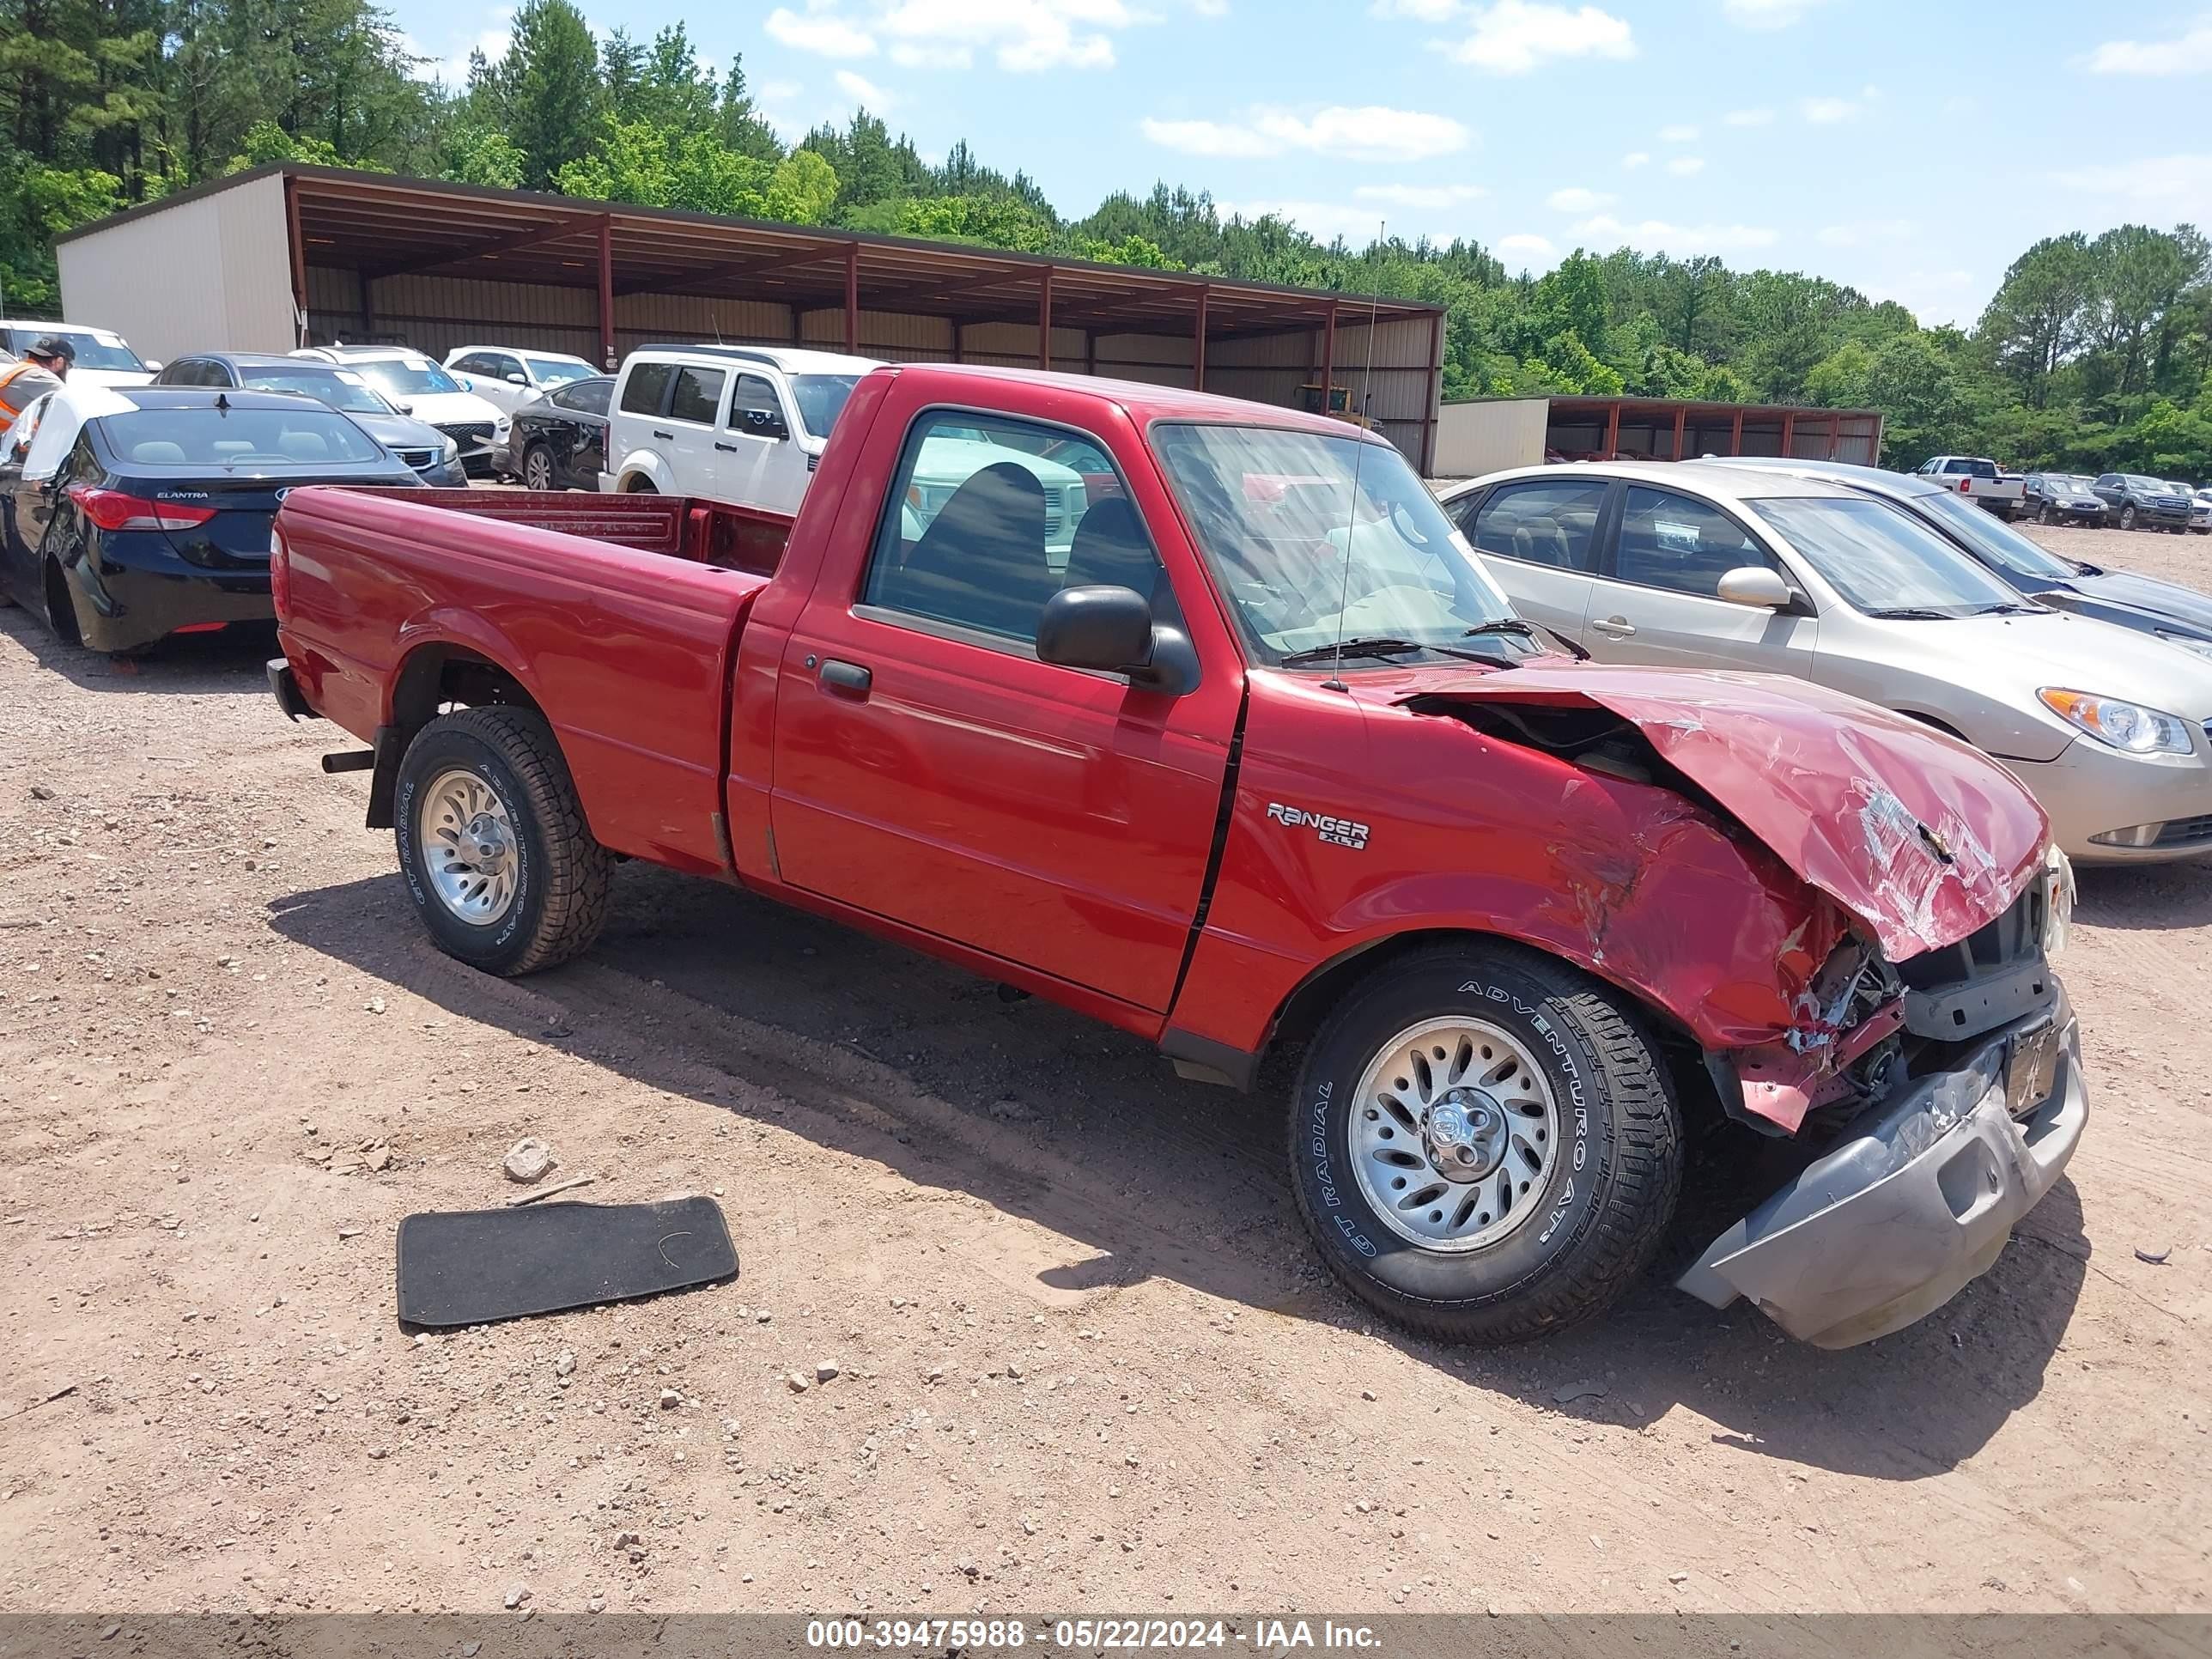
<box><xmin>1266</xmin><ymin>801</ymin><xmax>1370</xmax><ymax>851</ymax></box>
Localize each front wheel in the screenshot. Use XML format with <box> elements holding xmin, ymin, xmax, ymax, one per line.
<box><xmin>2036</xmin><ymin>503</ymin><xmax>2052</xmax><ymax>525</ymax></box>
<box><xmin>2120</xmin><ymin>504</ymin><xmax>2139</xmax><ymax>530</ymax></box>
<box><xmin>1288</xmin><ymin>943</ymin><xmax>1682</xmax><ymax>1343</ymax></box>
<box><xmin>392</xmin><ymin>706</ymin><xmax>611</xmax><ymax>975</ymax></box>
<box><xmin>522</xmin><ymin>444</ymin><xmax>557</xmax><ymax>492</ymax></box>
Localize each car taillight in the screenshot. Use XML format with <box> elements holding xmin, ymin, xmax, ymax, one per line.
<box><xmin>67</xmin><ymin>483</ymin><xmax>220</xmax><ymax>532</ymax></box>
<box><xmin>1959</xmin><ymin>477</ymin><xmax>1972</xmax><ymax>493</ymax></box>
<box><xmin>270</xmin><ymin>526</ymin><xmax>292</xmax><ymax>620</ymax></box>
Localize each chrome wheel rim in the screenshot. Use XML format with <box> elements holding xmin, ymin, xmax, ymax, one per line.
<box><xmin>418</xmin><ymin>768</ymin><xmax>519</xmax><ymax>926</ymax></box>
<box><xmin>525</xmin><ymin>450</ymin><xmax>553</xmax><ymax>489</ymax></box>
<box><xmin>1349</xmin><ymin>1016</ymin><xmax>1561</xmax><ymax>1252</ymax></box>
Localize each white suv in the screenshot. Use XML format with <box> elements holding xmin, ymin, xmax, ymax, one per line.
<box><xmin>290</xmin><ymin>346</ymin><xmax>506</xmax><ymax>473</ymax></box>
<box><xmin>601</xmin><ymin>345</ymin><xmax>878</xmax><ymax>509</ymax></box>
<box><xmin>442</xmin><ymin>345</ymin><xmax>599</xmax><ymax>417</ymax></box>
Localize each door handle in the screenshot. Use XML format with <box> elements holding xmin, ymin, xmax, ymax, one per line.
<box><xmin>818</xmin><ymin>658</ymin><xmax>872</xmax><ymax>697</ymax></box>
<box><xmin>653</xmin><ymin>429</ymin><xmax>674</xmax><ymax>441</ymax></box>
<box><xmin>1590</xmin><ymin>615</ymin><xmax>1638</xmax><ymax>637</ymax></box>
<box><xmin>714</xmin><ymin>441</ymin><xmax>738</xmax><ymax>453</ymax></box>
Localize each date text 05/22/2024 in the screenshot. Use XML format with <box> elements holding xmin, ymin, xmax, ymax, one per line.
<box><xmin>805</xmin><ymin>1618</ymin><xmax>1386</xmax><ymax>1651</ymax></box>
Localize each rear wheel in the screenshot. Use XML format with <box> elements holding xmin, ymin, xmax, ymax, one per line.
<box><xmin>521</xmin><ymin>444</ymin><xmax>556</xmax><ymax>492</ymax></box>
<box><xmin>392</xmin><ymin>706</ymin><xmax>611</xmax><ymax>975</ymax></box>
<box><xmin>625</xmin><ymin>476</ymin><xmax>658</xmax><ymax>495</ymax></box>
<box><xmin>1288</xmin><ymin>942</ymin><xmax>1682</xmax><ymax>1343</ymax></box>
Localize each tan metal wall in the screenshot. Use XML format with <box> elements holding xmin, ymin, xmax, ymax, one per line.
<box><xmin>1209</xmin><ymin>313</ymin><xmax>1438</xmax><ymax>467</ymax></box>
<box><xmin>59</xmin><ymin>171</ymin><xmax>294</xmax><ymax>361</ymax></box>
<box><xmin>1432</xmin><ymin>398</ymin><xmax>1550</xmax><ymax>479</ymax></box>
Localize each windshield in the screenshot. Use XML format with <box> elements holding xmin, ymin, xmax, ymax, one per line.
<box><xmin>1758</xmin><ymin>495</ymin><xmax>2026</xmax><ymax>617</ymax></box>
<box><xmin>2123</xmin><ymin>475</ymin><xmax>2167</xmax><ymax>491</ymax></box>
<box><xmin>238</xmin><ymin>366</ymin><xmax>390</xmax><ymax>416</ymax></box>
<box><xmin>8</xmin><ymin>325</ymin><xmax>146</xmax><ymax>374</ymax></box>
<box><xmin>352</xmin><ymin>357</ymin><xmax>464</xmax><ymax>398</ymax></box>
<box><xmin>790</xmin><ymin>373</ymin><xmax>859</xmax><ymax>440</ymax></box>
<box><xmin>1915</xmin><ymin>488</ymin><xmax>2078</xmax><ymax>579</ymax></box>
<box><xmin>526</xmin><ymin>356</ymin><xmax>594</xmax><ymax>389</ymax></box>
<box><xmin>1153</xmin><ymin>422</ymin><xmax>1524</xmax><ymax>665</ymax></box>
<box><xmin>103</xmin><ymin>406</ymin><xmax>386</xmax><ymax>469</ymax></box>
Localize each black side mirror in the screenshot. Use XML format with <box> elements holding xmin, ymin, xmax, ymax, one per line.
<box><xmin>1039</xmin><ymin>584</ymin><xmax>1152</xmax><ymax>672</ymax></box>
<box><xmin>1036</xmin><ymin>585</ymin><xmax>1199</xmax><ymax>696</ymax></box>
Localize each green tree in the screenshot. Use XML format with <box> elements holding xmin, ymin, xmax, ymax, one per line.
<box><xmin>495</xmin><ymin>0</ymin><xmax>604</xmax><ymax>190</ymax></box>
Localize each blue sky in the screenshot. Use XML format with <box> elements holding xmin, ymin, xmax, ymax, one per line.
<box><xmin>384</xmin><ymin>0</ymin><xmax>2212</xmax><ymax>327</ymax></box>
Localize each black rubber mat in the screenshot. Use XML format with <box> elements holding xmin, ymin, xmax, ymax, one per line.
<box><xmin>395</xmin><ymin>1197</ymin><xmax>738</xmax><ymax>1328</ymax></box>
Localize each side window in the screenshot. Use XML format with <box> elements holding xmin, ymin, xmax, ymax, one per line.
<box><xmin>727</xmin><ymin>374</ymin><xmax>788</xmax><ymax>440</ymax></box>
<box><xmin>562</xmin><ymin>380</ymin><xmax>611</xmax><ymax>416</ymax></box>
<box><xmin>1464</xmin><ymin>479</ymin><xmax>1608</xmax><ymax>572</ymax></box>
<box><xmin>492</xmin><ymin>354</ymin><xmax>525</xmax><ymax>382</ymax></box>
<box><xmin>860</xmin><ymin>410</ymin><xmax>1172</xmax><ymax>646</ymax></box>
<box><xmin>619</xmin><ymin>362</ymin><xmax>674</xmax><ymax>416</ymax></box>
<box><xmin>667</xmin><ymin>366</ymin><xmax>726</xmax><ymax>425</ymax></box>
<box><xmin>2094</xmin><ymin>474</ymin><xmax>2118</xmax><ymax>489</ymax></box>
<box><xmin>451</xmin><ymin>353</ymin><xmax>484</xmax><ymax>375</ymax></box>
<box><xmin>1613</xmin><ymin>486</ymin><xmax>1772</xmax><ymax>599</ymax></box>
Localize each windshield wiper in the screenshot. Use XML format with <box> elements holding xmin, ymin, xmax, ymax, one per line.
<box><xmin>1865</xmin><ymin>606</ymin><xmax>1957</xmax><ymax>620</ymax></box>
<box><xmin>1463</xmin><ymin>618</ymin><xmax>1587</xmax><ymax>660</ymax></box>
<box><xmin>1972</xmin><ymin>600</ymin><xmax>2039</xmax><ymax>616</ymax></box>
<box><xmin>1279</xmin><ymin>637</ymin><xmax>1428</xmax><ymax>666</ymax></box>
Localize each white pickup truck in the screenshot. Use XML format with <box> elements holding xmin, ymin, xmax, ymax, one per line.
<box><xmin>1914</xmin><ymin>455</ymin><xmax>2025</xmax><ymax>519</ymax></box>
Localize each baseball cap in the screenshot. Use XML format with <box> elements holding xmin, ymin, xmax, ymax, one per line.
<box><xmin>28</xmin><ymin>335</ymin><xmax>76</xmax><ymax>363</ymax></box>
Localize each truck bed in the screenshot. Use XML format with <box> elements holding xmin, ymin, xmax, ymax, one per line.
<box><xmin>275</xmin><ymin>485</ymin><xmax>787</xmax><ymax>878</ymax></box>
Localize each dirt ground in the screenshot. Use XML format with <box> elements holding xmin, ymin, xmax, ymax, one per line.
<box><xmin>1</xmin><ymin>516</ymin><xmax>2208</xmax><ymax>1619</ymax></box>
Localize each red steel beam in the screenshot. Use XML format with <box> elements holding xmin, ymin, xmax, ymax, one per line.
<box><xmin>1672</xmin><ymin>404</ymin><xmax>1687</xmax><ymax>461</ymax></box>
<box><xmin>1730</xmin><ymin>407</ymin><xmax>1744</xmax><ymax>454</ymax></box>
<box><xmin>1421</xmin><ymin>308</ymin><xmax>1443</xmax><ymax>475</ymax></box>
<box><xmin>844</xmin><ymin>245</ymin><xmax>860</xmax><ymax>355</ymax></box>
<box><xmin>1038</xmin><ymin>266</ymin><xmax>1054</xmax><ymax>370</ymax></box>
<box><xmin>1193</xmin><ymin>285</ymin><xmax>1209</xmax><ymax>392</ymax></box>
<box><xmin>597</xmin><ymin>216</ymin><xmax>616</xmax><ymax>370</ymax></box>
<box><xmin>1320</xmin><ymin>301</ymin><xmax>1337</xmax><ymax>405</ymax></box>
<box><xmin>1602</xmin><ymin>400</ymin><xmax>1621</xmax><ymax>461</ymax></box>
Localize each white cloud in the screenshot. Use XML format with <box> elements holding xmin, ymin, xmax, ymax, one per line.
<box><xmin>1863</xmin><ymin>269</ymin><xmax>1977</xmax><ymax>327</ymax></box>
<box><xmin>1440</xmin><ymin>1</ymin><xmax>1635</xmax><ymax>73</ymax></box>
<box><xmin>1621</xmin><ymin>150</ymin><xmax>1650</xmax><ymax>168</ymax></box>
<box><xmin>1667</xmin><ymin>155</ymin><xmax>1705</xmax><ymax>175</ymax></box>
<box><xmin>1573</xmin><ymin>213</ymin><xmax>1778</xmax><ymax>254</ymax></box>
<box><xmin>1547</xmin><ymin>185</ymin><xmax>1615</xmax><ymax>211</ymax></box>
<box><xmin>766</xmin><ymin>5</ymin><xmax>879</xmax><ymax>58</ymax></box>
<box><xmin>1498</xmin><ymin>232</ymin><xmax>1554</xmax><ymax>257</ymax></box>
<box><xmin>1722</xmin><ymin>0</ymin><xmax>1826</xmax><ymax>27</ymax></box>
<box><xmin>2051</xmin><ymin>153</ymin><xmax>2212</xmax><ymax>206</ymax></box>
<box><xmin>834</xmin><ymin>69</ymin><xmax>893</xmax><ymax>107</ymax></box>
<box><xmin>1143</xmin><ymin>104</ymin><xmax>1473</xmax><ymax>163</ymax></box>
<box><xmin>1658</xmin><ymin>123</ymin><xmax>1699</xmax><ymax>142</ymax></box>
<box><xmin>1723</xmin><ymin>106</ymin><xmax>1773</xmax><ymax>125</ymax></box>
<box><xmin>1801</xmin><ymin>92</ymin><xmax>1868</xmax><ymax>123</ymax></box>
<box><xmin>759</xmin><ymin>78</ymin><xmax>802</xmax><ymax>101</ymax></box>
<box><xmin>1370</xmin><ymin>0</ymin><xmax>1461</xmax><ymax>16</ymax></box>
<box><xmin>1816</xmin><ymin>218</ymin><xmax>1912</xmax><ymax>246</ymax></box>
<box><xmin>1355</xmin><ymin>181</ymin><xmax>1488</xmax><ymax>207</ymax></box>
<box><xmin>2087</xmin><ymin>20</ymin><xmax>2212</xmax><ymax>75</ymax></box>
<box><xmin>877</xmin><ymin>0</ymin><xmax>1129</xmax><ymax>72</ymax></box>
<box><xmin>889</xmin><ymin>41</ymin><xmax>973</xmax><ymax>67</ymax></box>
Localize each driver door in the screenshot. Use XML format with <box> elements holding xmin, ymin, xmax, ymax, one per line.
<box><xmin>767</xmin><ymin>403</ymin><xmax>1235</xmax><ymax>1012</ymax></box>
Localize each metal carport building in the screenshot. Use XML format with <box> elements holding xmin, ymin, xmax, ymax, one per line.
<box><xmin>55</xmin><ymin>164</ymin><xmax>1449</xmax><ymax>471</ymax></box>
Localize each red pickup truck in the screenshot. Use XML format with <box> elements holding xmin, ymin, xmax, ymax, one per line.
<box><xmin>269</xmin><ymin>364</ymin><xmax>2086</xmax><ymax>1349</ymax></box>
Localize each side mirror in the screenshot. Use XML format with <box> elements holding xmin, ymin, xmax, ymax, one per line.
<box><xmin>1716</xmin><ymin>566</ymin><xmax>1793</xmax><ymax>610</ymax></box>
<box><xmin>398</xmin><ymin>403</ymin><xmax>415</xmax><ymax>416</ymax></box>
<box><xmin>506</xmin><ymin>372</ymin><xmax>526</xmax><ymax>386</ymax></box>
<box><xmin>1038</xmin><ymin>585</ymin><xmax>1153</xmax><ymax>673</ymax></box>
<box><xmin>143</xmin><ymin>360</ymin><xmax>163</xmax><ymax>373</ymax></box>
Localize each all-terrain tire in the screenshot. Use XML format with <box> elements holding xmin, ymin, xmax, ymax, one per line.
<box><xmin>392</xmin><ymin>706</ymin><xmax>611</xmax><ymax>975</ymax></box>
<box><xmin>1288</xmin><ymin>942</ymin><xmax>1682</xmax><ymax>1343</ymax></box>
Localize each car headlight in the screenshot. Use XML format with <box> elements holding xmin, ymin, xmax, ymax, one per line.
<box><xmin>2038</xmin><ymin>687</ymin><xmax>2196</xmax><ymax>755</ymax></box>
<box><xmin>493</xmin><ymin>415</ymin><xmax>511</xmax><ymax>441</ymax></box>
<box><xmin>441</xmin><ymin>436</ymin><xmax>459</xmax><ymax>463</ymax></box>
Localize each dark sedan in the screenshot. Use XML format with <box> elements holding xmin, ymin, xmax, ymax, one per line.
<box><xmin>1</xmin><ymin>384</ymin><xmax>418</xmax><ymax>653</ymax></box>
<box><xmin>2021</xmin><ymin>471</ymin><xmax>2107</xmax><ymax>526</ymax></box>
<box><xmin>506</xmin><ymin>374</ymin><xmax>612</xmax><ymax>490</ymax></box>
<box><xmin>1698</xmin><ymin>455</ymin><xmax>2212</xmax><ymax>665</ymax></box>
<box><xmin>153</xmin><ymin>353</ymin><xmax>467</xmax><ymax>487</ymax></box>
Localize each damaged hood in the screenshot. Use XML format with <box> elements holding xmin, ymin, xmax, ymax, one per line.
<box><xmin>1378</xmin><ymin>662</ymin><xmax>2049</xmax><ymax>962</ymax></box>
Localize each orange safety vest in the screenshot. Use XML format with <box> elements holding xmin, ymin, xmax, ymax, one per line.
<box><xmin>0</xmin><ymin>360</ymin><xmax>61</xmax><ymax>432</ymax></box>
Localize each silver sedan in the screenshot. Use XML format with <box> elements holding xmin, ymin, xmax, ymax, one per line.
<box><xmin>1438</xmin><ymin>461</ymin><xmax>2212</xmax><ymax>862</ymax></box>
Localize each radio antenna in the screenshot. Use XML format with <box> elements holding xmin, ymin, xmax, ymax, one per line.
<box><xmin>1322</xmin><ymin>222</ymin><xmax>1387</xmax><ymax>693</ymax></box>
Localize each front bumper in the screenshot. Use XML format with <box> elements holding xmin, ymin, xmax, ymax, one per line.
<box><xmin>1679</xmin><ymin>992</ymin><xmax>2086</xmax><ymax>1347</ymax></box>
<box><xmin>2007</xmin><ymin>738</ymin><xmax>2212</xmax><ymax>862</ymax></box>
<box><xmin>66</xmin><ymin>534</ymin><xmax>272</xmax><ymax>653</ymax></box>
<box><xmin>412</xmin><ymin>455</ymin><xmax>469</xmax><ymax>489</ymax></box>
